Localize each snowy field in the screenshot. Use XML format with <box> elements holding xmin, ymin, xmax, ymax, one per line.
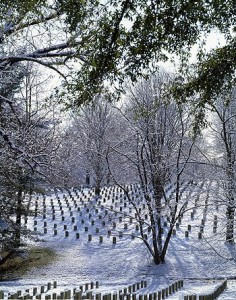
<box><xmin>1</xmin><ymin>182</ymin><xmax>236</xmax><ymax>299</ymax></box>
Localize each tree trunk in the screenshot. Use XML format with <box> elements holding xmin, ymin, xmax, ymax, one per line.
<box><xmin>225</xmin><ymin>164</ymin><xmax>235</xmax><ymax>243</ymax></box>
<box><xmin>85</xmin><ymin>172</ymin><xmax>90</xmax><ymax>186</ymax></box>
<box><xmin>15</xmin><ymin>187</ymin><xmax>23</xmax><ymax>248</ymax></box>
<box><xmin>153</xmin><ymin>252</ymin><xmax>161</xmax><ymax>264</ymax></box>
<box><xmin>146</xmin><ymin>195</ymin><xmax>161</xmax><ymax>264</ymax></box>
<box><xmin>95</xmin><ymin>185</ymin><xmax>101</xmax><ymax>196</ymax></box>
<box><xmin>153</xmin><ymin>180</ymin><xmax>164</xmax><ymax>254</ymax></box>
<box><xmin>226</xmin><ymin>206</ymin><xmax>235</xmax><ymax>243</ymax></box>
<box><xmin>161</xmin><ymin>226</ymin><xmax>174</xmax><ymax>262</ymax></box>
<box><xmin>95</xmin><ymin>177</ymin><xmax>101</xmax><ymax>197</ymax></box>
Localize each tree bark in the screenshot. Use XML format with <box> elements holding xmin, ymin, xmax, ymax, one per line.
<box><xmin>226</xmin><ymin>206</ymin><xmax>235</xmax><ymax>243</ymax></box>
<box><xmin>15</xmin><ymin>187</ymin><xmax>23</xmax><ymax>248</ymax></box>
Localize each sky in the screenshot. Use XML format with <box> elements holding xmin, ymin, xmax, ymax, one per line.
<box><xmin>159</xmin><ymin>29</ymin><xmax>227</xmax><ymax>74</ymax></box>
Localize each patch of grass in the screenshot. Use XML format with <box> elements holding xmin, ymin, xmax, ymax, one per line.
<box><xmin>0</xmin><ymin>247</ymin><xmax>56</xmax><ymax>280</ymax></box>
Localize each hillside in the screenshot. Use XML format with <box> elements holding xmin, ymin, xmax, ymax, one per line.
<box><xmin>1</xmin><ymin>183</ymin><xmax>236</xmax><ymax>299</ymax></box>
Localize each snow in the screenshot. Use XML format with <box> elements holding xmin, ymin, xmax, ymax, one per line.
<box><xmin>1</xmin><ymin>183</ymin><xmax>236</xmax><ymax>299</ymax></box>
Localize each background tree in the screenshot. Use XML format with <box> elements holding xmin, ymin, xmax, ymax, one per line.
<box><xmin>0</xmin><ymin>64</ymin><xmax>60</xmax><ymax>261</ymax></box>
<box><xmin>50</xmin><ymin>125</ymin><xmax>85</xmax><ymax>188</ymax></box>
<box><xmin>53</xmin><ymin>95</ymin><xmax>137</xmax><ymax>190</ymax></box>
<box><xmin>207</xmin><ymin>89</ymin><xmax>236</xmax><ymax>243</ymax></box>
<box><xmin>70</xmin><ymin>96</ymin><xmax>117</xmax><ymax>195</ymax></box>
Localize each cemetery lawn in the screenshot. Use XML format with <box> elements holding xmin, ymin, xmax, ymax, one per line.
<box><xmin>1</xmin><ymin>184</ymin><xmax>236</xmax><ymax>298</ymax></box>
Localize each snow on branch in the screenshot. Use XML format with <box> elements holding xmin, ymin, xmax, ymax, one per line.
<box><xmin>0</xmin><ymin>11</ymin><xmax>60</xmax><ymax>43</ymax></box>
<box><xmin>0</xmin><ymin>41</ymin><xmax>88</xmax><ymax>74</ymax></box>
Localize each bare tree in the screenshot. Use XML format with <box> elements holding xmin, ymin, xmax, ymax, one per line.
<box><xmin>56</xmin><ymin>95</ymin><xmax>117</xmax><ymax>194</ymax></box>
<box><xmin>208</xmin><ymin>89</ymin><xmax>236</xmax><ymax>243</ymax></box>
<box><xmin>107</xmin><ymin>72</ymin><xmax>196</xmax><ymax>264</ymax></box>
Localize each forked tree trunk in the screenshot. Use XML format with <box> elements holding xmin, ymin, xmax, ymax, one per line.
<box><xmin>145</xmin><ymin>194</ymin><xmax>162</xmax><ymax>264</ymax></box>
<box><xmin>153</xmin><ymin>251</ymin><xmax>161</xmax><ymax>264</ymax></box>
<box><xmin>153</xmin><ymin>180</ymin><xmax>164</xmax><ymax>256</ymax></box>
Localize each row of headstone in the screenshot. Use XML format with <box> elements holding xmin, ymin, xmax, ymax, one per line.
<box><xmin>5</xmin><ymin>279</ymin><xmax>151</xmax><ymax>300</ymax></box>
<box><xmin>183</xmin><ymin>280</ymin><xmax>227</xmax><ymax>300</ymax></box>
<box><xmin>2</xmin><ymin>281</ymin><xmax>57</xmax><ymax>300</ymax></box>
<box><xmin>99</xmin><ymin>280</ymin><xmax>183</xmax><ymax>300</ymax></box>
<box><xmin>4</xmin><ymin>281</ymin><xmax>101</xmax><ymax>300</ymax></box>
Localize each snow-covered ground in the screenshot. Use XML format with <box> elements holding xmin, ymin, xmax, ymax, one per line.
<box><xmin>1</xmin><ymin>183</ymin><xmax>236</xmax><ymax>299</ymax></box>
